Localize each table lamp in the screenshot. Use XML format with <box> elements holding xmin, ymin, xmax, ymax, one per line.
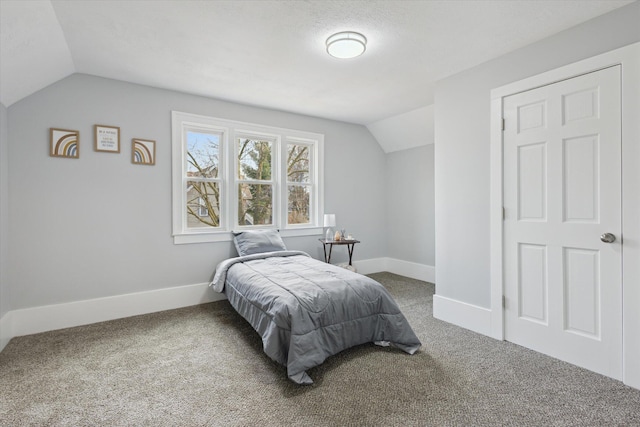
<box><xmin>323</xmin><ymin>214</ymin><xmax>336</xmax><ymax>241</ymax></box>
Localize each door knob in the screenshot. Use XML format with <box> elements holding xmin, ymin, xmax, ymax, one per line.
<box><xmin>600</xmin><ymin>233</ymin><xmax>616</xmax><ymax>243</ymax></box>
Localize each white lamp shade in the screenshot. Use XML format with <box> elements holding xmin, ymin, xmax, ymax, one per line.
<box><xmin>326</xmin><ymin>32</ymin><xmax>367</xmax><ymax>59</ymax></box>
<box><xmin>323</xmin><ymin>214</ymin><xmax>336</xmax><ymax>227</ymax></box>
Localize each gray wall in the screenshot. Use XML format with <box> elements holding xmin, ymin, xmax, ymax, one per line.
<box><xmin>434</xmin><ymin>2</ymin><xmax>640</xmax><ymax>308</ymax></box>
<box><xmin>387</xmin><ymin>145</ymin><xmax>435</xmax><ymax>266</ymax></box>
<box><xmin>0</xmin><ymin>103</ymin><xmax>8</xmax><ymax>320</ymax></box>
<box><xmin>7</xmin><ymin>74</ymin><xmax>386</xmax><ymax>310</ymax></box>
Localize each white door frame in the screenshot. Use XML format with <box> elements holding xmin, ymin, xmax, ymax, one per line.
<box><xmin>489</xmin><ymin>42</ymin><xmax>640</xmax><ymax>389</ymax></box>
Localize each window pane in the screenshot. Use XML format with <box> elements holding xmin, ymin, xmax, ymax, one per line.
<box><xmin>288</xmin><ymin>185</ymin><xmax>310</xmax><ymax>224</ymax></box>
<box><xmin>287</xmin><ymin>144</ymin><xmax>310</xmax><ymax>183</ymax></box>
<box><xmin>187</xmin><ymin>131</ymin><xmax>219</xmax><ymax>178</ymax></box>
<box><xmin>186</xmin><ymin>181</ymin><xmax>220</xmax><ymax>228</ymax></box>
<box><xmin>237</xmin><ymin>138</ymin><xmax>272</xmax><ymax>181</ymax></box>
<box><xmin>238</xmin><ymin>184</ymin><xmax>273</xmax><ymax>225</ymax></box>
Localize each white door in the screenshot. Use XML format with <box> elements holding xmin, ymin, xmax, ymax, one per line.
<box><xmin>503</xmin><ymin>66</ymin><xmax>622</xmax><ymax>379</ymax></box>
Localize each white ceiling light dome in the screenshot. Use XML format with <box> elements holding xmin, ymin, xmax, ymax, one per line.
<box><xmin>326</xmin><ymin>31</ymin><xmax>367</xmax><ymax>59</ymax></box>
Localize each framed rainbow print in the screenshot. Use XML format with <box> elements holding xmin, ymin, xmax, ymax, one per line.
<box><xmin>50</xmin><ymin>128</ymin><xmax>79</xmax><ymax>158</ymax></box>
<box><xmin>132</xmin><ymin>138</ymin><xmax>156</xmax><ymax>165</ymax></box>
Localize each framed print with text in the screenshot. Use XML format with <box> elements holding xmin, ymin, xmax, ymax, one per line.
<box><xmin>95</xmin><ymin>124</ymin><xmax>120</xmax><ymax>153</ymax></box>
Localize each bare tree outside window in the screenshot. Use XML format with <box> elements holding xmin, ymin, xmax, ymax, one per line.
<box><xmin>186</xmin><ymin>131</ymin><xmax>221</xmax><ymax>228</ymax></box>
<box><xmin>237</xmin><ymin>138</ymin><xmax>273</xmax><ymax>225</ymax></box>
<box><xmin>287</xmin><ymin>144</ymin><xmax>311</xmax><ymax>224</ymax></box>
<box><xmin>172</xmin><ymin>111</ymin><xmax>324</xmax><ymax>243</ymax></box>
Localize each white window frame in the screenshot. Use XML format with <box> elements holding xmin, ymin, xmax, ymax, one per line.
<box><xmin>183</xmin><ymin>124</ymin><xmax>226</xmax><ymax>230</ymax></box>
<box><xmin>172</xmin><ymin>111</ymin><xmax>324</xmax><ymax>244</ymax></box>
<box><xmin>234</xmin><ymin>131</ymin><xmax>278</xmax><ymax>228</ymax></box>
<box><xmin>284</xmin><ymin>137</ymin><xmax>317</xmax><ymax>228</ymax></box>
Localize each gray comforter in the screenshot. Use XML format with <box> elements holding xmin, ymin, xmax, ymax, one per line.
<box><xmin>211</xmin><ymin>251</ymin><xmax>422</xmax><ymax>384</ymax></box>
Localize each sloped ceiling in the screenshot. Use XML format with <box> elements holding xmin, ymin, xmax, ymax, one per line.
<box><xmin>1</xmin><ymin>1</ymin><xmax>74</xmax><ymax>108</ymax></box>
<box><xmin>367</xmin><ymin>105</ymin><xmax>434</xmax><ymax>153</ymax></box>
<box><xmin>1</xmin><ymin>0</ymin><xmax>634</xmax><ymax>152</ymax></box>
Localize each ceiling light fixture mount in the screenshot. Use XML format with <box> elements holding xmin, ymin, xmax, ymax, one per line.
<box><xmin>326</xmin><ymin>31</ymin><xmax>367</xmax><ymax>59</ymax></box>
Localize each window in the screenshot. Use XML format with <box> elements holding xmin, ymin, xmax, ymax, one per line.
<box><xmin>287</xmin><ymin>141</ymin><xmax>312</xmax><ymax>225</ymax></box>
<box><xmin>237</xmin><ymin>136</ymin><xmax>274</xmax><ymax>226</ymax></box>
<box><xmin>197</xmin><ymin>198</ymin><xmax>209</xmax><ymax>217</ymax></box>
<box><xmin>185</xmin><ymin>129</ymin><xmax>222</xmax><ymax>229</ymax></box>
<box><xmin>172</xmin><ymin>111</ymin><xmax>324</xmax><ymax>244</ymax></box>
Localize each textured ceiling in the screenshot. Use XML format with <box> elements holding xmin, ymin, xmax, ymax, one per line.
<box><xmin>1</xmin><ymin>0</ymin><xmax>634</xmax><ymax>128</ymax></box>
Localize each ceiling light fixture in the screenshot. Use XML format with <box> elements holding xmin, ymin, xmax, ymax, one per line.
<box><xmin>326</xmin><ymin>31</ymin><xmax>367</xmax><ymax>59</ymax></box>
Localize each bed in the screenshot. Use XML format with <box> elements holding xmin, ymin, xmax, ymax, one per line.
<box><xmin>210</xmin><ymin>229</ymin><xmax>422</xmax><ymax>384</ymax></box>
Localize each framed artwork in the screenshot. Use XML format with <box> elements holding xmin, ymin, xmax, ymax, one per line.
<box><xmin>94</xmin><ymin>125</ymin><xmax>120</xmax><ymax>153</ymax></box>
<box><xmin>50</xmin><ymin>128</ymin><xmax>79</xmax><ymax>158</ymax></box>
<box><xmin>132</xmin><ymin>138</ymin><xmax>156</xmax><ymax>165</ymax></box>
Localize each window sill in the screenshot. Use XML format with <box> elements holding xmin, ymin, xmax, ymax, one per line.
<box><xmin>173</xmin><ymin>226</ymin><xmax>324</xmax><ymax>245</ymax></box>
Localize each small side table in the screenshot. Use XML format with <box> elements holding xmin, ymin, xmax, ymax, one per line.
<box><xmin>319</xmin><ymin>239</ymin><xmax>360</xmax><ymax>266</ymax></box>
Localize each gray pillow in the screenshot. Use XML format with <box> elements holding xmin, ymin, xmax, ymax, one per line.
<box><xmin>233</xmin><ymin>229</ymin><xmax>287</xmax><ymax>256</ymax></box>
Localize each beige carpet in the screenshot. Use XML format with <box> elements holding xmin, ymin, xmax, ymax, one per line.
<box><xmin>1</xmin><ymin>272</ymin><xmax>639</xmax><ymax>426</ymax></box>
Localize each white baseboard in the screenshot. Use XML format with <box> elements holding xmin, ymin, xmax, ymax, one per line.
<box><xmin>7</xmin><ymin>282</ymin><xmax>225</xmax><ymax>340</ymax></box>
<box><xmin>385</xmin><ymin>258</ymin><xmax>435</xmax><ymax>283</ymax></box>
<box><xmin>355</xmin><ymin>257</ymin><xmax>435</xmax><ymax>282</ymax></box>
<box><xmin>0</xmin><ymin>256</ymin><xmax>434</xmax><ymax>351</ymax></box>
<box><xmin>354</xmin><ymin>257</ymin><xmax>389</xmax><ymax>275</ymax></box>
<box><xmin>0</xmin><ymin>311</ymin><xmax>11</xmax><ymax>353</ymax></box>
<box><xmin>433</xmin><ymin>294</ymin><xmax>493</xmax><ymax>337</ymax></box>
